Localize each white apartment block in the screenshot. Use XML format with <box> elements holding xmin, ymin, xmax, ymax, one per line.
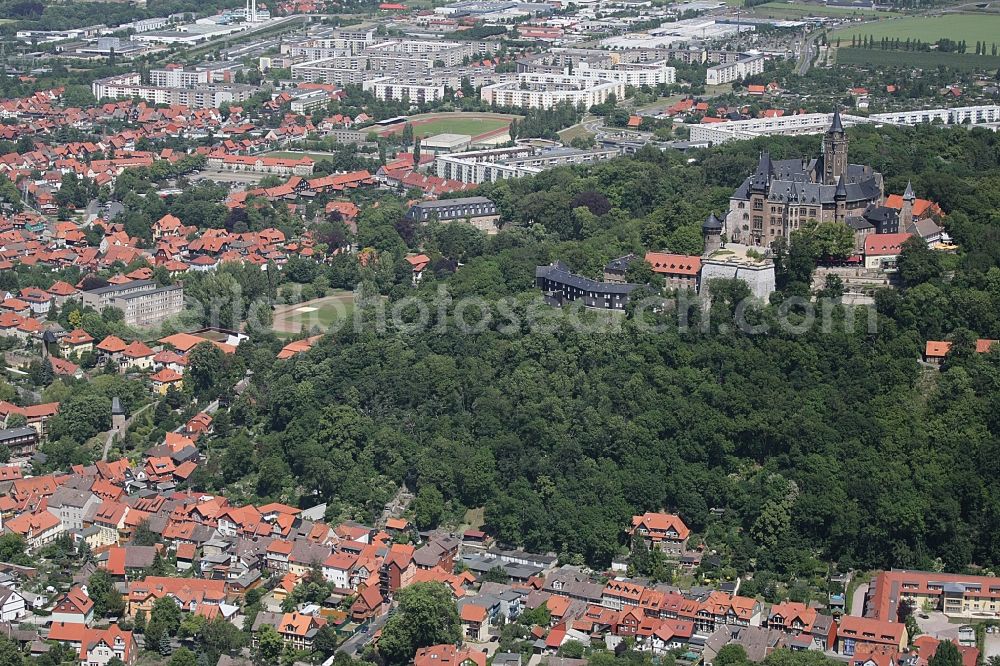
<box><xmin>435</xmin><ymin>145</ymin><xmax>621</xmax><ymax>184</ymax></box>
<box><xmin>289</xmin><ymin>89</ymin><xmax>331</xmax><ymax>113</ymax></box>
<box><xmin>362</xmin><ymin>77</ymin><xmax>445</xmax><ymax>104</ymax></box>
<box><xmin>291</xmin><ymin>58</ymin><xmax>369</xmax><ymax>86</ymax></box>
<box><xmin>150</xmin><ymin>68</ymin><xmax>210</xmax><ymax>88</ymax></box>
<box><xmin>705</xmin><ymin>55</ymin><xmax>764</xmax><ymax>85</ymax></box>
<box><xmin>480</xmin><ymin>73</ymin><xmax>624</xmax><ymax>110</ymax></box>
<box><xmin>282</xmin><ymin>42</ymin><xmax>353</xmax><ymax>59</ymax></box>
<box><xmin>92</xmin><ymin>73</ymin><xmax>256</xmax><ymax>109</ymax></box>
<box><xmin>575</xmin><ymin>60</ymin><xmax>676</xmax><ymax>87</ymax></box>
<box><xmin>689</xmin><ymin>106</ymin><xmax>1000</xmax><ymax>145</ymax></box>
<box><xmin>364</xmin><ymin>39</ymin><xmax>483</xmax><ymax>67</ymax></box>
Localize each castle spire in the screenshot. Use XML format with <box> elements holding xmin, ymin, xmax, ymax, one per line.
<box><xmin>829</xmin><ymin>108</ymin><xmax>844</xmax><ymax>134</ymax></box>
<box><xmin>903</xmin><ymin>180</ymin><xmax>915</xmax><ymax>201</ymax></box>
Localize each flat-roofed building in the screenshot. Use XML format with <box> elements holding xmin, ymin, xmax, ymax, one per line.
<box><xmin>81</xmin><ymin>280</ymin><xmax>184</xmax><ymax>328</ymax></box>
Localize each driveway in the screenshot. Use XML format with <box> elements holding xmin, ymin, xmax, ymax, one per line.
<box><xmin>851</xmin><ymin>583</ymin><xmax>868</xmax><ymax>617</ymax></box>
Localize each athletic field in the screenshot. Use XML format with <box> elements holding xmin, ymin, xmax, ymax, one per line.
<box><xmin>272</xmin><ymin>291</ymin><xmax>355</xmax><ymax>335</ymax></box>
<box><xmin>372</xmin><ymin>112</ymin><xmax>519</xmax><ymax>142</ymax></box>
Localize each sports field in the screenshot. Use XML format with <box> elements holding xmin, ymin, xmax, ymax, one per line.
<box><xmin>272</xmin><ymin>291</ymin><xmax>355</xmax><ymax>334</ymax></box>
<box><xmin>412</xmin><ymin>117</ymin><xmax>509</xmax><ymax>138</ymax></box>
<box><xmin>372</xmin><ymin>112</ymin><xmax>518</xmax><ymax>141</ymax></box>
<box><xmin>832</xmin><ymin>13</ymin><xmax>1000</xmax><ymax>46</ymax></box>
<box><xmin>836</xmin><ymin>47</ymin><xmax>1000</xmax><ymax>70</ymax></box>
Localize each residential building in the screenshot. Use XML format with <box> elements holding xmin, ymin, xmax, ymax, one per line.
<box><xmin>706</xmin><ymin>55</ymin><xmax>764</xmax><ymax>85</ymax></box>
<box><xmin>51</xmin><ymin>586</ymin><xmax>95</xmax><ymax>626</ymax></box>
<box><xmin>80</xmin><ymin>624</ymin><xmax>138</xmax><ymax>666</ymax></box>
<box><xmin>536</xmin><ymin>261</ymin><xmax>640</xmax><ymax>310</ymax></box>
<box><xmin>414</xmin><ymin>644</ymin><xmax>487</xmax><ymax>666</ymax></box>
<box><xmin>5</xmin><ymin>511</ymin><xmax>64</xmax><ymax>551</ymax></box>
<box><xmin>46</xmin><ymin>487</ymin><xmax>101</xmax><ymax>531</ymax></box>
<box><xmin>0</xmin><ymin>588</ymin><xmax>26</xmax><ymax>622</ymax></box>
<box><xmin>835</xmin><ymin>615</ymin><xmax>907</xmax><ymax>656</ymax></box>
<box><xmin>864</xmin><ymin>233</ymin><xmax>912</xmax><ymax>271</ymax></box>
<box><xmin>460</xmin><ymin>603</ymin><xmax>489</xmax><ymax>641</ymax></box>
<box><xmin>252</xmin><ymin>611</ymin><xmax>327</xmax><ymax>651</ymax></box>
<box><xmin>868</xmin><ymin>570</ymin><xmax>1000</xmax><ymax>620</ymax></box>
<box><xmin>480</xmin><ymin>73</ymin><xmax>624</xmax><ymax>110</ymax></box>
<box><xmin>403</xmin><ymin>196</ymin><xmax>500</xmax><ymax>234</ymax></box>
<box><xmin>362</xmin><ymin>78</ymin><xmax>445</xmax><ymax>104</ymax></box>
<box><xmin>92</xmin><ymin>73</ymin><xmax>258</xmax><ymax>109</ymax></box>
<box><xmin>81</xmin><ymin>281</ymin><xmax>184</xmax><ymax>328</ymax></box>
<box><xmin>629</xmin><ymin>512</ymin><xmax>690</xmax><ymax>556</ymax></box>
<box><xmin>0</xmin><ymin>427</ymin><xmax>39</xmax><ymax>458</ymax></box>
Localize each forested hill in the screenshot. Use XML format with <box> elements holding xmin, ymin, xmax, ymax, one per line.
<box><xmin>210</xmin><ymin>125</ymin><xmax>1000</xmax><ymax>582</ymax></box>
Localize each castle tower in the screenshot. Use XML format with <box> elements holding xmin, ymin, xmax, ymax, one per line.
<box><xmin>112</xmin><ymin>396</ymin><xmax>125</xmax><ymax>431</ymax></box>
<box><xmin>822</xmin><ymin>109</ymin><xmax>848</xmax><ymax>186</ymax></box>
<box><xmin>901</xmin><ymin>180</ymin><xmax>916</xmax><ymax>232</ymax></box>
<box><xmin>834</xmin><ymin>174</ymin><xmax>847</xmax><ymax>223</ymax></box>
<box><xmin>703</xmin><ymin>212</ymin><xmax>723</xmax><ymax>256</ymax></box>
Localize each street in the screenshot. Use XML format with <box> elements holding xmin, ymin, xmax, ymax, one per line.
<box><xmin>337</xmin><ymin>611</ymin><xmax>391</xmax><ymax>656</ymax></box>
<box><xmin>797</xmin><ymin>31</ymin><xmax>821</xmax><ymax>75</ymax></box>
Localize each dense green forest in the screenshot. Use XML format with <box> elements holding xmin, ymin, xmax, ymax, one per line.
<box><xmin>199</xmin><ymin>125</ymin><xmax>1000</xmax><ymax>582</ymax></box>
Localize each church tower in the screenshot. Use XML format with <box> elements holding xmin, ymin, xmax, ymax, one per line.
<box><xmin>822</xmin><ymin>109</ymin><xmax>848</xmax><ymax>186</ymax></box>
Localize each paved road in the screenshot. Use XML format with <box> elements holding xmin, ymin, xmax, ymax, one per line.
<box><xmin>337</xmin><ymin>612</ymin><xmax>391</xmax><ymax>656</ymax></box>
<box><xmin>101</xmin><ymin>402</ymin><xmax>154</xmax><ymax>461</ymax></box>
<box><xmin>797</xmin><ymin>31</ymin><xmax>822</xmax><ymax>75</ymax></box>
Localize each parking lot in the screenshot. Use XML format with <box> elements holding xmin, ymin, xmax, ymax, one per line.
<box><xmin>916</xmin><ymin>611</ymin><xmax>961</xmax><ymax>640</ymax></box>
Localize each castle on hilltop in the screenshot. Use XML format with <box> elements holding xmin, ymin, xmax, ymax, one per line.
<box><xmin>725</xmin><ymin>110</ymin><xmax>885</xmax><ymax>247</ymax></box>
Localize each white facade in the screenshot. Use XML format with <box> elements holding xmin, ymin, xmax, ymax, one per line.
<box><xmin>690</xmin><ymin>105</ymin><xmax>1000</xmax><ymax>145</ymax></box>
<box><xmin>706</xmin><ymin>55</ymin><xmax>764</xmax><ymax>85</ymax></box>
<box><xmin>323</xmin><ymin>564</ymin><xmax>350</xmax><ymax>589</ymax></box>
<box><xmin>0</xmin><ymin>588</ymin><xmax>25</xmax><ymax>622</ymax></box>
<box><xmin>435</xmin><ymin>145</ymin><xmax>620</xmax><ymax>184</ymax></box>
<box><xmin>92</xmin><ymin>73</ymin><xmax>256</xmax><ymax>109</ymax></box>
<box><xmin>150</xmin><ymin>68</ymin><xmax>210</xmax><ymax>87</ymax></box>
<box><xmin>575</xmin><ymin>60</ymin><xmax>676</xmax><ymax>87</ymax></box>
<box><xmin>362</xmin><ymin>77</ymin><xmax>444</xmax><ymax>104</ymax></box>
<box><xmin>47</xmin><ymin>493</ymin><xmax>101</xmax><ymax>531</ymax></box>
<box><xmin>480</xmin><ymin>73</ymin><xmax>624</xmax><ymax>110</ymax></box>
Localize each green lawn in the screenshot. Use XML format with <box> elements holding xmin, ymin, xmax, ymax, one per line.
<box><xmin>754</xmin><ymin>1</ymin><xmax>887</xmax><ymax>18</ymax></box>
<box><xmin>832</xmin><ymin>13</ymin><xmax>1000</xmax><ymax>46</ymax></box>
<box><xmin>283</xmin><ymin>302</ymin><xmax>355</xmax><ymax>330</ymax></box>
<box><xmin>836</xmin><ymin>46</ymin><xmax>1000</xmax><ymax>70</ymax></box>
<box><xmin>413</xmin><ymin>117</ymin><xmax>511</xmax><ymax>138</ymax></box>
<box><xmin>558</xmin><ymin>123</ymin><xmax>595</xmax><ymax>144</ymax></box>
